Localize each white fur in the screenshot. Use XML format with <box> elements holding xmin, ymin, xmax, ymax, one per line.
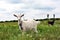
<box><xmin>13</xmin><ymin>14</ymin><xmax>40</xmax><ymax>33</ymax></box>
<box><xmin>21</xmin><ymin>20</ymin><xmax>40</xmax><ymax>33</ymax></box>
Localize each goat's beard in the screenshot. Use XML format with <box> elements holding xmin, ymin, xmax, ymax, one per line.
<box><xmin>18</xmin><ymin>19</ymin><xmax>23</xmax><ymax>30</ymax></box>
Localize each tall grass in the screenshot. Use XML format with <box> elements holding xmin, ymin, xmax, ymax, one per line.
<box><xmin>0</xmin><ymin>20</ymin><xmax>60</xmax><ymax>40</ymax></box>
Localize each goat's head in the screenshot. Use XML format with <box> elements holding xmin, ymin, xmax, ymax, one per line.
<box><xmin>13</xmin><ymin>14</ymin><xmax>24</xmax><ymax>20</ymax></box>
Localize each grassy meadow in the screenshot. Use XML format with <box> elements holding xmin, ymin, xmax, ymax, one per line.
<box><xmin>0</xmin><ymin>20</ymin><xmax>60</xmax><ymax>40</ymax></box>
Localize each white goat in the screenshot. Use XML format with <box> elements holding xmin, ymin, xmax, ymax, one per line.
<box><xmin>13</xmin><ymin>14</ymin><xmax>40</xmax><ymax>33</ymax></box>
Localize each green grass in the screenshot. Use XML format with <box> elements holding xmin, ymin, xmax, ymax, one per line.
<box><xmin>0</xmin><ymin>20</ymin><xmax>60</xmax><ymax>40</ymax></box>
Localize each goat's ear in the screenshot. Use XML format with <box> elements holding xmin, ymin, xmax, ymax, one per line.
<box><xmin>21</xmin><ymin>14</ymin><xmax>24</xmax><ymax>17</ymax></box>
<box><xmin>13</xmin><ymin>14</ymin><xmax>17</xmax><ymax>17</ymax></box>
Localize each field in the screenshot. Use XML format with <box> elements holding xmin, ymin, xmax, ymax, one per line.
<box><xmin>0</xmin><ymin>20</ymin><xmax>60</xmax><ymax>40</ymax></box>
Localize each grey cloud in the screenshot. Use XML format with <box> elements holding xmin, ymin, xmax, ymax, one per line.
<box><xmin>6</xmin><ymin>0</ymin><xmax>22</xmax><ymax>4</ymax></box>
<box><xmin>0</xmin><ymin>8</ymin><xmax>6</xmax><ymax>11</ymax></box>
<box><xmin>32</xmin><ymin>5</ymin><xmax>55</xmax><ymax>11</ymax></box>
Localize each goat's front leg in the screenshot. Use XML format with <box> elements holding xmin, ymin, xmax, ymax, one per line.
<box><xmin>21</xmin><ymin>28</ymin><xmax>26</xmax><ymax>35</ymax></box>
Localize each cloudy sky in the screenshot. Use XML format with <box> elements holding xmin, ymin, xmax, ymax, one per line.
<box><xmin>0</xmin><ymin>0</ymin><xmax>60</xmax><ymax>21</ymax></box>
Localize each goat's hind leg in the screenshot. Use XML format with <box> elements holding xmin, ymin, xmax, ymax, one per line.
<box><xmin>33</xmin><ymin>27</ymin><xmax>38</xmax><ymax>33</ymax></box>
